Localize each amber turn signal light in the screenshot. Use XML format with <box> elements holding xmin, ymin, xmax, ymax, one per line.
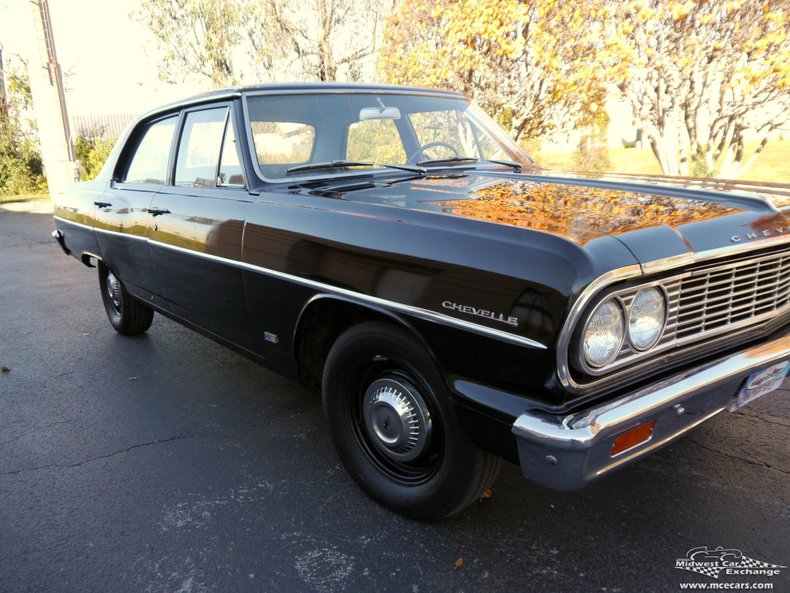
<box><xmin>610</xmin><ymin>421</ymin><xmax>656</xmax><ymax>457</ymax></box>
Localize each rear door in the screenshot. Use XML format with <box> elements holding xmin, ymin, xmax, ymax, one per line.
<box><xmin>147</xmin><ymin>103</ymin><xmax>253</xmax><ymax>346</ymax></box>
<box><xmin>95</xmin><ymin>115</ymin><xmax>178</xmax><ymax>297</ymax></box>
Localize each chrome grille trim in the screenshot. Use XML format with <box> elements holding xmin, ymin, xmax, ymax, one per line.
<box><xmin>580</xmin><ymin>248</ymin><xmax>790</xmax><ymax>376</ymax></box>
<box><xmin>676</xmin><ymin>250</ymin><xmax>790</xmax><ymax>339</ymax></box>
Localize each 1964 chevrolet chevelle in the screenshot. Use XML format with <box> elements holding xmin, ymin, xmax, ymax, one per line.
<box><xmin>52</xmin><ymin>83</ymin><xmax>790</xmax><ymax>519</ymax></box>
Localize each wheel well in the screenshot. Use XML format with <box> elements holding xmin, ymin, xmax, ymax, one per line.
<box><xmin>294</xmin><ymin>297</ymin><xmax>420</xmax><ymax>389</ymax></box>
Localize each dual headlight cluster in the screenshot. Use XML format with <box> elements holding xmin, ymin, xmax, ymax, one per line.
<box><xmin>581</xmin><ymin>287</ymin><xmax>667</xmax><ymax>368</ymax></box>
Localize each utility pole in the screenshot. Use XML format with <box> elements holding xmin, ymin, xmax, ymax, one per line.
<box><xmin>0</xmin><ymin>41</ymin><xmax>7</xmax><ymax>114</ymax></box>
<box><xmin>28</xmin><ymin>0</ymin><xmax>78</xmax><ymax>196</ymax></box>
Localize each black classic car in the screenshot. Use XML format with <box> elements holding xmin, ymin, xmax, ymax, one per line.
<box><xmin>52</xmin><ymin>83</ymin><xmax>790</xmax><ymax>519</ymax></box>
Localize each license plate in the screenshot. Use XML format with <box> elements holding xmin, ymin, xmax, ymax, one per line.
<box><xmin>729</xmin><ymin>361</ymin><xmax>790</xmax><ymax>412</ymax></box>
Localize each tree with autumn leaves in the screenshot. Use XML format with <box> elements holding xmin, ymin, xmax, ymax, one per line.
<box><xmin>379</xmin><ymin>0</ymin><xmax>789</xmax><ymax>179</ymax></box>
<box><xmin>378</xmin><ymin>0</ymin><xmax>602</xmax><ymax>141</ymax></box>
<box><xmin>601</xmin><ymin>0</ymin><xmax>789</xmax><ymax>178</ymax></box>
<box><xmin>135</xmin><ymin>0</ymin><xmax>788</xmax><ymax>179</ymax></box>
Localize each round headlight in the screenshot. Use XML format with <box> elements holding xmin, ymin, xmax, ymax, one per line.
<box><xmin>582</xmin><ymin>298</ymin><xmax>625</xmax><ymax>368</ymax></box>
<box><xmin>628</xmin><ymin>287</ymin><xmax>666</xmax><ymax>351</ymax></box>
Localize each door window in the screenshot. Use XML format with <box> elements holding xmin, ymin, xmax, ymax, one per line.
<box><xmin>123</xmin><ymin>116</ymin><xmax>177</xmax><ymax>184</ymax></box>
<box><xmin>218</xmin><ymin>121</ymin><xmax>245</xmax><ymax>187</ymax></box>
<box><xmin>175</xmin><ymin>108</ymin><xmax>228</xmax><ymax>188</ymax></box>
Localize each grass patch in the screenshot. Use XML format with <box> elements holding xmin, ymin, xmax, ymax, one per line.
<box><xmin>0</xmin><ymin>193</ymin><xmax>48</xmax><ymax>205</ymax></box>
<box><xmin>535</xmin><ymin>139</ymin><xmax>789</xmax><ymax>183</ymax></box>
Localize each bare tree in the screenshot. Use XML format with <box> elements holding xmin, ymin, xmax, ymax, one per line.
<box><xmin>246</xmin><ymin>0</ymin><xmax>393</xmax><ymax>82</ymax></box>
<box><xmin>603</xmin><ymin>0</ymin><xmax>790</xmax><ymax>178</ymax></box>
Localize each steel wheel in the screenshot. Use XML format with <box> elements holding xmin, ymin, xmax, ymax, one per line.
<box><xmin>98</xmin><ymin>263</ymin><xmax>154</xmax><ymax>336</ymax></box>
<box><xmin>323</xmin><ymin>321</ymin><xmax>501</xmax><ymax>520</ymax></box>
<box><xmin>349</xmin><ymin>370</ymin><xmax>442</xmax><ymax>485</ymax></box>
<box><xmin>105</xmin><ymin>270</ymin><xmax>123</xmax><ymax>317</ymax></box>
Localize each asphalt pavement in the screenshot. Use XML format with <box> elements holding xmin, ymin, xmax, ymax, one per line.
<box><xmin>2</xmin><ymin>205</ymin><xmax>789</xmax><ymax>593</ymax></box>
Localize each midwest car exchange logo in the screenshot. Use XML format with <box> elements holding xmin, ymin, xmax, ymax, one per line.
<box><xmin>675</xmin><ymin>547</ymin><xmax>786</xmax><ymax>579</ymax></box>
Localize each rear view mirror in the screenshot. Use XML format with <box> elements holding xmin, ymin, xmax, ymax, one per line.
<box><xmin>360</xmin><ymin>99</ymin><xmax>401</xmax><ymax>121</ymax></box>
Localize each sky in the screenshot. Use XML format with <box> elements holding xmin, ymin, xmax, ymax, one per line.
<box><xmin>0</xmin><ymin>0</ymin><xmax>207</xmax><ymax>116</ymax></box>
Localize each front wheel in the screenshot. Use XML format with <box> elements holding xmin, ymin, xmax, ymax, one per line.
<box><xmin>322</xmin><ymin>322</ymin><xmax>501</xmax><ymax>520</ymax></box>
<box><xmin>98</xmin><ymin>263</ymin><xmax>154</xmax><ymax>335</ymax></box>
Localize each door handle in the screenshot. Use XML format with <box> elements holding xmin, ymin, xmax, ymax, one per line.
<box><xmin>93</xmin><ymin>201</ymin><xmax>112</xmax><ymax>208</ymax></box>
<box><xmin>146</xmin><ymin>207</ymin><xmax>171</xmax><ymax>217</ymax></box>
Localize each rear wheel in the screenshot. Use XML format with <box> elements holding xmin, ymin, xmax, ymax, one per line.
<box><xmin>98</xmin><ymin>263</ymin><xmax>154</xmax><ymax>335</ymax></box>
<box><xmin>322</xmin><ymin>322</ymin><xmax>501</xmax><ymax>520</ymax></box>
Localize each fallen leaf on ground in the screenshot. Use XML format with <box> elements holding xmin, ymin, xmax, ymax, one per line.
<box><xmin>454</xmin><ymin>557</ymin><xmax>464</xmax><ymax>569</ymax></box>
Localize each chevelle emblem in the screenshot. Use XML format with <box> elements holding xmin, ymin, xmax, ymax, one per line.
<box><xmin>442</xmin><ymin>301</ymin><xmax>519</xmax><ymax>327</ymax></box>
<box><xmin>731</xmin><ymin>226</ymin><xmax>790</xmax><ymax>243</ymax></box>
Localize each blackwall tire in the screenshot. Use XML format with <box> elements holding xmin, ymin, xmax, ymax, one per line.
<box><xmin>322</xmin><ymin>321</ymin><xmax>501</xmax><ymax>520</ymax></box>
<box><xmin>98</xmin><ymin>263</ymin><xmax>154</xmax><ymax>336</ymax></box>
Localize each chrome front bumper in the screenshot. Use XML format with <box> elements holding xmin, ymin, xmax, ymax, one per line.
<box><xmin>512</xmin><ymin>334</ymin><xmax>790</xmax><ymax>490</ymax></box>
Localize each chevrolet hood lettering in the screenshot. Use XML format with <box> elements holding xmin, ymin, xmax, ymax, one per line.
<box><xmin>731</xmin><ymin>226</ymin><xmax>790</xmax><ymax>243</ymax></box>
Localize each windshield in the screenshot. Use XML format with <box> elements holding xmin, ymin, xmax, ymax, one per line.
<box><xmin>244</xmin><ymin>92</ymin><xmax>533</xmax><ymax>181</ymax></box>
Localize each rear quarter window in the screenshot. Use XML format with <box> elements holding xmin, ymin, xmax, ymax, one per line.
<box><xmin>123</xmin><ymin>117</ymin><xmax>177</xmax><ymax>184</ymax></box>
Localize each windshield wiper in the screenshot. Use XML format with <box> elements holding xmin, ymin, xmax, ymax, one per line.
<box><xmin>416</xmin><ymin>156</ymin><xmax>479</xmax><ymax>167</ymax></box>
<box><xmin>286</xmin><ymin>160</ymin><xmax>373</xmax><ymax>174</ymax></box>
<box><xmin>485</xmin><ymin>159</ymin><xmax>522</xmax><ymax>173</ymax></box>
<box><xmin>286</xmin><ymin>160</ymin><xmax>427</xmax><ymax>175</ymax></box>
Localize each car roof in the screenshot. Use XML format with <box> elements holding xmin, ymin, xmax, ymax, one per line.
<box><xmin>141</xmin><ymin>82</ymin><xmax>466</xmax><ymax>121</ymax></box>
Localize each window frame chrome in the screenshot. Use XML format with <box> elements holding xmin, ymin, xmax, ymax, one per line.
<box><xmin>239</xmin><ymin>88</ymin><xmax>528</xmax><ymax>185</ymax></box>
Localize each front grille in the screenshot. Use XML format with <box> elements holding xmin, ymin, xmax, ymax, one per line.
<box><xmin>676</xmin><ymin>249</ymin><xmax>790</xmax><ymax>340</ymax></box>
<box><xmin>591</xmin><ymin>247</ymin><xmax>790</xmax><ymax>375</ymax></box>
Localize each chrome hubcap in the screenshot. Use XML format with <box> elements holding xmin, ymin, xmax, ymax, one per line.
<box><xmin>106</xmin><ymin>271</ymin><xmax>122</xmax><ymax>313</ymax></box>
<box><xmin>362</xmin><ymin>377</ymin><xmax>432</xmax><ymax>462</ymax></box>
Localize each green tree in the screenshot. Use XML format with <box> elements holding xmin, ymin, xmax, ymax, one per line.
<box><xmin>74</xmin><ymin>134</ymin><xmax>115</xmax><ymax>181</ymax></box>
<box><xmin>0</xmin><ymin>62</ymin><xmax>46</xmax><ymax>196</ymax></box>
<box><xmin>136</xmin><ymin>0</ymin><xmax>245</xmax><ymax>87</ymax></box>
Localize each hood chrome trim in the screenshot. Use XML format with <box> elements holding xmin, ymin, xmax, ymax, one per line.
<box><xmin>641</xmin><ymin>233</ymin><xmax>790</xmax><ymax>275</ymax></box>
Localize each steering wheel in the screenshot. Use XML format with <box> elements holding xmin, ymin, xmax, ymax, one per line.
<box><xmin>410</xmin><ymin>141</ymin><xmax>460</xmax><ymax>162</ymax></box>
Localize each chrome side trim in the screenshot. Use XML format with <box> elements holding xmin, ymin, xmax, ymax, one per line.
<box><xmin>82</xmin><ymin>251</ymin><xmax>103</xmax><ymax>263</ymax></box>
<box><xmin>53</xmin><ymin>216</ymin><xmax>546</xmax><ymax>350</ymax></box>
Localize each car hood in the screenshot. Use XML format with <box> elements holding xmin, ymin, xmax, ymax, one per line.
<box><xmin>328</xmin><ymin>170</ymin><xmax>790</xmax><ymax>265</ymax></box>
